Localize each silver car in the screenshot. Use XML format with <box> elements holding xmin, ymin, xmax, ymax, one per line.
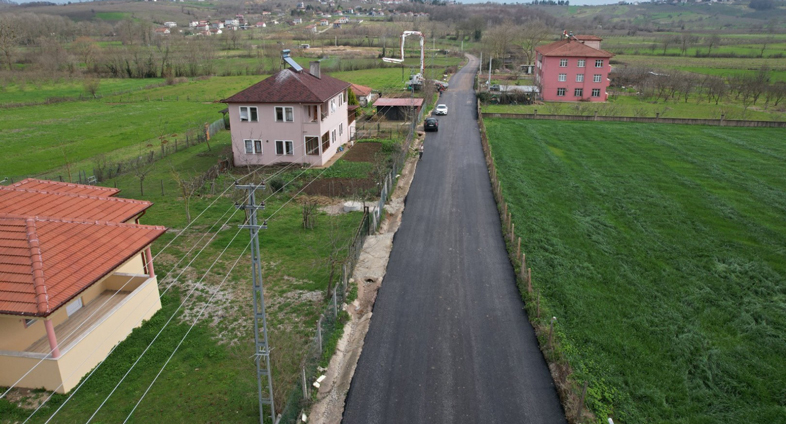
<box><xmin>435</xmin><ymin>104</ymin><xmax>448</xmax><ymax>115</ymax></box>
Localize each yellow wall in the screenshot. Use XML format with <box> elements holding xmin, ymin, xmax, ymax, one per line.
<box><xmin>0</xmin><ymin>315</ymin><xmax>45</xmax><ymax>352</ymax></box>
<box><xmin>0</xmin><ymin>276</ymin><xmax>162</xmax><ymax>393</ymax></box>
<box><xmin>0</xmin><ymin>251</ymin><xmax>149</xmax><ymax>352</ymax></box>
<box><xmin>116</xmin><ymin>251</ymin><xmax>147</xmax><ymax>275</ymax></box>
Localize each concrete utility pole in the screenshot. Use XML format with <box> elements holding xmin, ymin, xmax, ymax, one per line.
<box><xmin>236</xmin><ymin>181</ymin><xmax>275</xmax><ymax>424</ymax></box>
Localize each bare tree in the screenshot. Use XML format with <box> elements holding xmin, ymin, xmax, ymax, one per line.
<box><xmin>661</xmin><ymin>34</ymin><xmax>679</xmax><ymax>55</ymax></box>
<box><xmin>679</xmin><ymin>33</ymin><xmax>698</xmax><ymax>56</ymax></box>
<box><xmin>132</xmin><ymin>154</ymin><xmax>155</xmax><ymax>196</ymax></box>
<box><xmin>0</xmin><ymin>14</ymin><xmax>20</xmax><ymax>71</ymax></box>
<box><xmin>71</xmin><ymin>36</ymin><xmax>99</xmax><ymax>70</ymax></box>
<box><xmin>705</xmin><ymin>34</ymin><xmax>721</xmax><ymax>56</ymax></box>
<box><xmin>170</xmin><ymin>167</ymin><xmax>200</xmax><ymax>224</ymax></box>
<box><xmin>482</xmin><ymin>20</ymin><xmax>520</xmax><ymax>65</ymax></box>
<box><xmin>83</xmin><ymin>77</ymin><xmax>100</xmax><ymax>98</ymax></box>
<box><xmin>764</xmin><ymin>81</ymin><xmax>786</xmax><ymax>108</ymax></box>
<box><xmin>520</xmin><ymin>20</ymin><xmax>550</xmax><ymax>65</ymax></box>
<box><xmin>703</xmin><ymin>75</ymin><xmax>726</xmax><ymax>105</ymax></box>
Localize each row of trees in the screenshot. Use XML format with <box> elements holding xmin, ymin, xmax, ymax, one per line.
<box><xmin>612</xmin><ymin>65</ymin><xmax>786</xmax><ymax>109</ymax></box>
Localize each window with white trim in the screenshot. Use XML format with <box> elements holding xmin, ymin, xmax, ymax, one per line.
<box><xmin>275</xmin><ymin>140</ymin><xmax>294</xmax><ymax>155</ymax></box>
<box><xmin>239</xmin><ymin>106</ymin><xmax>258</xmax><ymax>122</ymax></box>
<box><xmin>592</xmin><ymin>88</ymin><xmax>601</xmax><ymax>97</ymax></box>
<box><xmin>593</xmin><ymin>74</ymin><xmax>602</xmax><ymax>83</ymax></box>
<box><xmin>558</xmin><ymin>73</ymin><xmax>566</xmax><ymax>82</ymax></box>
<box><xmin>574</xmin><ymin>88</ymin><xmax>583</xmax><ymax>97</ymax></box>
<box><xmin>595</xmin><ymin>59</ymin><xmax>604</xmax><ymax>68</ymax></box>
<box><xmin>559</xmin><ymin>59</ymin><xmax>568</xmax><ymax>67</ymax></box>
<box><xmin>244</xmin><ymin>139</ymin><xmax>262</xmax><ymax>154</ymax></box>
<box><xmin>339</xmin><ymin>123</ymin><xmax>343</xmax><ymax>136</ymax></box>
<box><xmin>577</xmin><ymin>59</ymin><xmax>585</xmax><ymax>68</ymax></box>
<box><xmin>331</xmin><ymin>129</ymin><xmax>337</xmax><ymax>143</ymax></box>
<box><xmin>338</xmin><ymin>93</ymin><xmax>343</xmax><ymax>106</ymax></box>
<box><xmin>557</xmin><ymin>88</ymin><xmax>566</xmax><ymax>96</ymax></box>
<box><xmin>275</xmin><ymin>106</ymin><xmax>294</xmax><ymax>122</ymax></box>
<box><xmin>576</xmin><ymin>74</ymin><xmax>584</xmax><ymax>82</ymax></box>
<box><xmin>306</xmin><ymin>136</ymin><xmax>320</xmax><ymax>155</ymax></box>
<box><xmin>330</xmin><ymin>99</ymin><xmax>336</xmax><ymax>113</ymax></box>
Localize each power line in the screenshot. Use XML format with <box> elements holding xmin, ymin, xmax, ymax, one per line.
<box><xmin>122</xmin><ymin>241</ymin><xmax>252</xmax><ymax>423</ymax></box>
<box><xmin>0</xmin><ymin>166</ymin><xmax>258</xmax><ymax>401</ymax></box>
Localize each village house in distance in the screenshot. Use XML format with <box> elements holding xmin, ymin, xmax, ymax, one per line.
<box><xmin>222</xmin><ymin>51</ymin><xmax>356</xmax><ymax>167</ymax></box>
<box><xmin>535</xmin><ymin>33</ymin><xmax>614</xmax><ymax>102</ymax></box>
<box><xmin>0</xmin><ymin>179</ymin><xmax>166</xmax><ymax>393</ymax></box>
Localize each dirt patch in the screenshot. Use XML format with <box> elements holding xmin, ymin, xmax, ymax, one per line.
<box><xmin>4</xmin><ymin>388</ymin><xmax>49</xmax><ymax>410</ymax></box>
<box><xmin>303</xmin><ymin>178</ymin><xmax>377</xmax><ymax>198</ymax></box>
<box><xmin>341</xmin><ymin>142</ymin><xmax>382</xmax><ymax>163</ymax></box>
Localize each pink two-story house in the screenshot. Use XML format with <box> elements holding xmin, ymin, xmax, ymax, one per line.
<box><xmin>535</xmin><ymin>35</ymin><xmax>614</xmax><ymax>102</ymax></box>
<box><xmin>222</xmin><ymin>60</ymin><xmax>355</xmax><ymax>167</ymax></box>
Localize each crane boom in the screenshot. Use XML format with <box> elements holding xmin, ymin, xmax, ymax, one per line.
<box><xmin>382</xmin><ymin>31</ymin><xmax>425</xmax><ymax>78</ymax></box>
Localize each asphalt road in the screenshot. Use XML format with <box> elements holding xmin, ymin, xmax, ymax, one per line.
<box><xmin>342</xmin><ymin>56</ymin><xmax>566</xmax><ymax>424</ymax></box>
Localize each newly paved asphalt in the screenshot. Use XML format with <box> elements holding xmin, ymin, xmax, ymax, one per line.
<box><xmin>342</xmin><ymin>56</ymin><xmax>566</xmax><ymax>424</ymax></box>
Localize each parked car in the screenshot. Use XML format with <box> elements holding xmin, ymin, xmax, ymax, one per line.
<box><xmin>490</xmin><ymin>84</ymin><xmax>500</xmax><ymax>91</ymax></box>
<box><xmin>435</xmin><ymin>104</ymin><xmax>448</xmax><ymax>115</ymax></box>
<box><xmin>424</xmin><ymin>117</ymin><xmax>439</xmax><ymax>132</ymax></box>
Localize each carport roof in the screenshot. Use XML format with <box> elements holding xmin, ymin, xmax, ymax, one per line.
<box><xmin>374</xmin><ymin>98</ymin><xmax>424</xmax><ymax>107</ymax></box>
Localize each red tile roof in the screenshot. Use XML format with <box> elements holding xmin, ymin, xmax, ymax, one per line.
<box><xmin>0</xmin><ymin>187</ymin><xmax>150</xmax><ymax>223</ymax></box>
<box><xmin>221</xmin><ymin>68</ymin><xmax>350</xmax><ymax>104</ymax></box>
<box><xmin>9</xmin><ymin>178</ymin><xmax>120</xmax><ymax>198</ymax></box>
<box><xmin>350</xmin><ymin>83</ymin><xmax>373</xmax><ymax>97</ymax></box>
<box><xmin>536</xmin><ymin>39</ymin><xmax>613</xmax><ymax>58</ymax></box>
<box><xmin>373</xmin><ymin>98</ymin><xmax>425</xmax><ymax>107</ymax></box>
<box><xmin>0</xmin><ymin>214</ymin><xmax>165</xmax><ymax>317</ymax></box>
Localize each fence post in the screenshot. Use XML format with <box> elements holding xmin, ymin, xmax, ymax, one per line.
<box><xmin>548</xmin><ymin>316</ymin><xmax>557</xmax><ymax>349</ymax></box>
<box><xmin>333</xmin><ymin>288</ymin><xmax>338</xmax><ymax>317</ymax></box>
<box><xmin>516</xmin><ymin>237</ymin><xmax>521</xmax><ymax>260</ymax></box>
<box><xmin>536</xmin><ymin>290</ymin><xmax>540</xmax><ymax>318</ymax></box>
<box><xmin>302</xmin><ymin>366</ymin><xmax>308</xmax><ymax>400</ymax></box>
<box><xmin>317</xmin><ymin>317</ymin><xmax>323</xmax><ymax>354</ymax></box>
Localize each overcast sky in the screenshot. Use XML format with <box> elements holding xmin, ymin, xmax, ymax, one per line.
<box><xmin>12</xmin><ymin>0</ymin><xmax>625</xmax><ymax>5</ymax></box>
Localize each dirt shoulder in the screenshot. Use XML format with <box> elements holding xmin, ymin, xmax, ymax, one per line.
<box><xmin>306</xmin><ymin>135</ymin><xmax>423</xmax><ymax>424</ymax></box>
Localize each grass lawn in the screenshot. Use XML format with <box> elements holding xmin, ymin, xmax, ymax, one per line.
<box><xmin>1</xmin><ymin>134</ymin><xmax>369</xmax><ymax>423</ymax></box>
<box><xmin>0</xmin><ymin>78</ymin><xmax>164</xmax><ymax>105</ymax></box>
<box><xmin>486</xmin><ymin>119</ymin><xmax>786</xmax><ymax>423</ymax></box>
<box><xmin>482</xmin><ymin>94</ymin><xmax>785</xmax><ymax>122</ymax></box>
<box><xmin>0</xmin><ymin>97</ymin><xmax>225</xmax><ymax>178</ymax></box>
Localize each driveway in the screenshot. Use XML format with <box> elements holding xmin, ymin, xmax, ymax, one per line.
<box><xmin>342</xmin><ymin>55</ymin><xmax>567</xmax><ymax>424</ymax></box>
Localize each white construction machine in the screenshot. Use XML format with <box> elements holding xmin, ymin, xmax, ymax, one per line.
<box><xmin>383</xmin><ymin>31</ymin><xmax>447</xmax><ymax>91</ymax></box>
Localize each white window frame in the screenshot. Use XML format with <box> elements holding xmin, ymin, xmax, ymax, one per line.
<box><xmin>239</xmin><ymin>106</ymin><xmax>258</xmax><ymax>122</ymax></box>
<box><xmin>331</xmin><ymin>129</ymin><xmax>337</xmax><ymax>144</ymax></box>
<box><xmin>275</xmin><ymin>140</ymin><xmax>294</xmax><ymax>155</ymax></box>
<box><xmin>66</xmin><ymin>297</ymin><xmax>83</xmax><ymax>317</ymax></box>
<box><xmin>244</xmin><ymin>139</ymin><xmax>262</xmax><ymax>154</ymax></box>
<box><xmin>593</xmin><ymin>74</ymin><xmax>602</xmax><ymax>83</ymax></box>
<box><xmin>275</xmin><ymin>106</ymin><xmax>294</xmax><ymax>122</ymax></box>
<box><xmin>577</xmin><ymin>59</ymin><xmax>585</xmax><ymax>68</ymax></box>
<box><xmin>576</xmin><ymin>74</ymin><xmax>584</xmax><ymax>82</ymax></box>
<box><xmin>339</xmin><ymin>123</ymin><xmax>343</xmax><ymax>136</ymax></box>
<box><xmin>330</xmin><ymin>99</ymin><xmax>336</xmax><ymax>113</ymax></box>
<box><xmin>305</xmin><ymin>135</ymin><xmax>320</xmax><ymax>156</ymax></box>
<box><xmin>559</xmin><ymin>59</ymin><xmax>568</xmax><ymax>67</ymax></box>
<box><xmin>24</xmin><ymin>318</ymin><xmax>37</xmax><ymax>328</ymax></box>
<box><xmin>574</xmin><ymin>88</ymin><xmax>583</xmax><ymax>97</ymax></box>
<box><xmin>338</xmin><ymin>93</ymin><xmax>343</xmax><ymax>106</ymax></box>
<box><xmin>592</xmin><ymin>88</ymin><xmax>601</xmax><ymax>97</ymax></box>
<box><xmin>557</xmin><ymin>88</ymin><xmax>566</xmax><ymax>97</ymax></box>
<box><xmin>595</xmin><ymin>59</ymin><xmax>604</xmax><ymax>68</ymax></box>
<box><xmin>558</xmin><ymin>73</ymin><xmax>566</xmax><ymax>82</ymax></box>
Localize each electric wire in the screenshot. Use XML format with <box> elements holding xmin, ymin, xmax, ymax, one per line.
<box><xmin>30</xmin><ymin>151</ymin><xmax>317</xmax><ymax>422</ymax></box>
<box><xmin>0</xmin><ymin>166</ymin><xmax>257</xmax><ymax>401</ymax></box>
<box><xmin>122</xmin><ymin>241</ymin><xmax>252</xmax><ymax>423</ymax></box>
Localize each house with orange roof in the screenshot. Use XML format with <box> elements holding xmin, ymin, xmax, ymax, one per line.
<box><xmin>349</xmin><ymin>83</ymin><xmax>376</xmax><ymax>107</ymax></box>
<box><xmin>535</xmin><ymin>33</ymin><xmax>614</xmax><ymax>102</ymax></box>
<box><xmin>0</xmin><ymin>179</ymin><xmax>166</xmax><ymax>393</ymax></box>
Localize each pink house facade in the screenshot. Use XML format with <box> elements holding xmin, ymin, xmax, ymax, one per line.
<box><xmin>535</xmin><ymin>35</ymin><xmax>614</xmax><ymax>102</ymax></box>
<box><xmin>222</xmin><ymin>61</ymin><xmax>355</xmax><ymax>167</ymax></box>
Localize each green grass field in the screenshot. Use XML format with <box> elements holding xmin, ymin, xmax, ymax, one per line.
<box><xmin>486</xmin><ymin>120</ymin><xmax>786</xmax><ymax>423</ymax></box>
<box><xmin>0</xmin><ymin>78</ymin><xmax>164</xmax><ymax>105</ymax></box>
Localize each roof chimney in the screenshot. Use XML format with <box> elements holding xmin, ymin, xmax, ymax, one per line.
<box><xmin>310</xmin><ymin>61</ymin><xmax>321</xmax><ymax>79</ymax></box>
